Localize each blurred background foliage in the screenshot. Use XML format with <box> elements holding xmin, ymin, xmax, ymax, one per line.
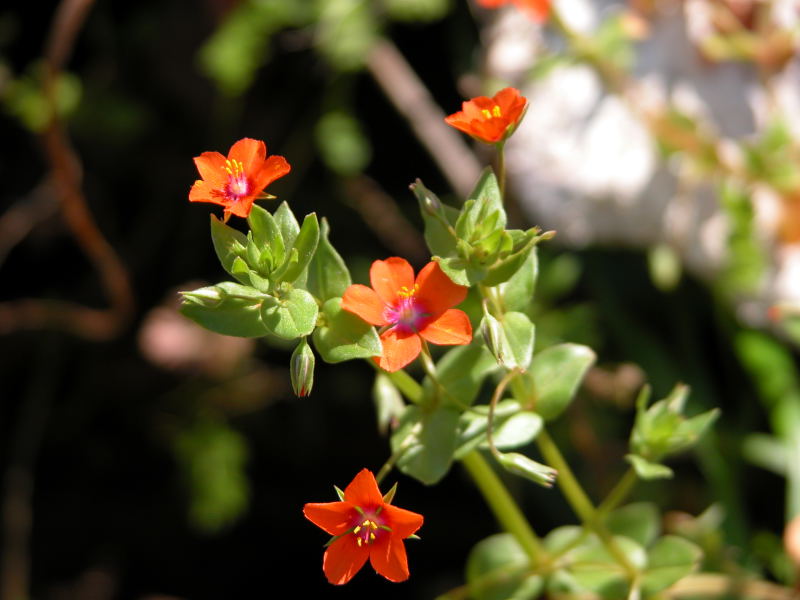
<box><xmin>0</xmin><ymin>0</ymin><xmax>798</xmax><ymax>598</ymax></box>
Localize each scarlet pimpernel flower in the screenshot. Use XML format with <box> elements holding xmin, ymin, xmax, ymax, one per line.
<box><xmin>189</xmin><ymin>137</ymin><xmax>290</xmax><ymax>222</ymax></box>
<box><xmin>444</xmin><ymin>87</ymin><xmax>528</xmax><ymax>145</ymax></box>
<box><xmin>475</xmin><ymin>0</ymin><xmax>550</xmax><ymax>22</ymax></box>
<box><xmin>341</xmin><ymin>258</ymin><xmax>472</xmax><ymax>372</ymax></box>
<box><xmin>303</xmin><ymin>469</ymin><xmax>424</xmax><ymax>585</ymax></box>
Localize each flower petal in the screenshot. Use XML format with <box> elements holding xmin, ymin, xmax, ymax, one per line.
<box><xmin>494</xmin><ymin>87</ymin><xmax>528</xmax><ymax>126</ymax></box>
<box><xmin>376</xmin><ymin>328</ymin><xmax>421</xmax><ymax>372</ymax></box>
<box><xmin>228</xmin><ymin>138</ymin><xmax>266</xmax><ymax>176</ymax></box>
<box><xmin>303</xmin><ymin>501</ymin><xmax>355</xmax><ymax>536</ymax></box>
<box><xmin>223</xmin><ymin>196</ymin><xmax>255</xmax><ymax>219</ymax></box>
<box><xmin>370</xmin><ymin>258</ymin><xmax>414</xmax><ymax>305</ymax></box>
<box><xmin>252</xmin><ymin>154</ymin><xmax>291</xmax><ymax>194</ymax></box>
<box><xmin>419</xmin><ymin>309</ymin><xmax>472</xmax><ymax>346</ymax></box>
<box><xmin>323</xmin><ymin>535</ymin><xmax>370</xmax><ymax>585</ymax></box>
<box><xmin>188</xmin><ymin>179</ymin><xmax>218</xmax><ymax>204</ymax></box>
<box><xmin>343</xmin><ymin>468</ymin><xmax>384</xmax><ymax>508</ymax></box>
<box><xmin>381</xmin><ymin>504</ymin><xmax>424</xmax><ymax>539</ymax></box>
<box><xmin>341</xmin><ymin>284</ymin><xmax>390</xmax><ymax>326</ymax></box>
<box><xmin>415</xmin><ymin>261</ymin><xmax>468</xmax><ymax>317</ymax></box>
<box><xmin>193</xmin><ymin>151</ymin><xmax>228</xmax><ymax>187</ymax></box>
<box><xmin>369</xmin><ymin>535</ymin><xmax>411</xmax><ymax>583</ymax></box>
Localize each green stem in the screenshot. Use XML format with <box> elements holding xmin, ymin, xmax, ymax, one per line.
<box><xmin>597</xmin><ymin>468</ymin><xmax>638</xmax><ymax>516</ymax></box>
<box><xmin>537</xmin><ymin>429</ymin><xmax>638</xmax><ymax>578</ymax></box>
<box><xmin>486</xmin><ymin>369</ymin><xmax>519</xmax><ymax>460</ymax></box>
<box><xmin>461</xmin><ymin>451</ymin><xmax>548</xmax><ymax>566</ymax></box>
<box><xmin>373</xmin><ymin>365</ymin><xmax>423</xmax><ymax>404</ymax></box>
<box><xmin>496</xmin><ymin>142</ymin><xmax>506</xmax><ymax>199</ymax></box>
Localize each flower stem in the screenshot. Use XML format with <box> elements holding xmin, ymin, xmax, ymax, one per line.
<box><xmin>460</xmin><ymin>450</ymin><xmax>548</xmax><ymax>566</ymax></box>
<box><xmin>597</xmin><ymin>468</ymin><xmax>638</xmax><ymax>516</ymax></box>
<box><xmin>496</xmin><ymin>142</ymin><xmax>506</xmax><ymax>199</ymax></box>
<box><xmin>536</xmin><ymin>429</ymin><xmax>638</xmax><ymax>578</ymax></box>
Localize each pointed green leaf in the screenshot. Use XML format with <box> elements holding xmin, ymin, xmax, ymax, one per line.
<box><xmin>465</xmin><ymin>533</ymin><xmax>543</xmax><ymax>600</ymax></box>
<box><xmin>274</xmin><ymin>213</ymin><xmax>320</xmax><ymax>284</ymax></box>
<box><xmin>312</xmin><ymin>297</ymin><xmax>380</xmax><ymax>362</ymax></box>
<box><xmin>411</xmin><ymin>179</ymin><xmax>459</xmax><ymax>257</ymax></box>
<box><xmin>520</xmin><ymin>344</ymin><xmax>596</xmax><ymax>420</ymax></box>
<box><xmin>259</xmin><ymin>287</ymin><xmax>318</xmax><ymax>340</ymax></box>
<box><xmin>502</xmin><ymin>312</ymin><xmax>535</xmax><ymax>370</ymax></box>
<box><xmin>273</xmin><ymin>201</ymin><xmax>300</xmax><ymax>249</ymax></box>
<box><xmin>391</xmin><ymin>405</ymin><xmax>460</xmax><ymax>485</ymax></box>
<box><xmin>641</xmin><ymin>536</ymin><xmax>702</xmax><ymax>596</ymax></box>
<box><xmin>247</xmin><ymin>204</ymin><xmax>285</xmax><ymax>268</ymax></box>
<box><xmin>490</xmin><ymin>411</ymin><xmax>543</xmax><ymax>450</ymax></box>
<box><xmin>483</xmin><ymin>231</ymin><xmax>538</xmax><ymax>287</ymax></box>
<box><xmin>422</xmin><ymin>345</ymin><xmax>497</xmax><ymax>408</ymax></box>
<box><xmin>180</xmin><ymin>282</ymin><xmax>269</xmax><ymax>338</ymax></box>
<box><xmin>307</xmin><ymin>217</ymin><xmax>351</xmax><ymax>301</ymax></box>
<box><xmin>497</xmin><ymin>245</ymin><xmax>538</xmax><ymax>312</ymax></box>
<box><xmin>210</xmin><ymin>215</ymin><xmax>248</xmax><ymax>279</ymax></box>
<box><xmin>625</xmin><ymin>454</ymin><xmax>674</xmax><ymax>480</ymax></box>
<box><xmin>605</xmin><ymin>503</ymin><xmax>660</xmax><ymax>547</ymax></box>
<box><xmin>466</xmin><ymin>167</ymin><xmax>506</xmax><ymax>231</ymax></box>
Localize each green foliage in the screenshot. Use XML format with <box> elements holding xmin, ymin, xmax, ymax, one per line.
<box><xmin>421</xmin><ymin>345</ymin><xmax>497</xmax><ymax>408</ymax></box>
<box><xmin>741</xmin><ymin>119</ymin><xmax>800</xmax><ymax>192</ymax></box>
<box><xmin>174</xmin><ymin>419</ymin><xmax>249</xmax><ymax>533</ymax></box>
<box><xmin>515</xmin><ymin>343</ymin><xmax>596</xmax><ymax>421</ymax></box>
<box><xmin>627</xmin><ymin>385</ymin><xmax>719</xmax><ymax>479</ymax></box>
<box><xmin>465</xmin><ymin>533</ymin><xmax>543</xmax><ymax>600</ymax></box>
<box><xmin>641</xmin><ymin>536</ymin><xmax>703</xmax><ymax>596</ymax></box>
<box><xmin>315</xmin><ymin>110</ymin><xmax>372</xmax><ymax>176</ymax></box>
<box><xmin>3</xmin><ymin>62</ymin><xmax>81</xmax><ymax>131</ymax></box>
<box><xmin>312</xmin><ymin>297</ymin><xmax>381</xmax><ymax>362</ymax></box>
<box><xmin>717</xmin><ymin>182</ymin><xmax>767</xmax><ymax>297</ymax></box>
<box><xmin>180</xmin><ymin>282</ymin><xmax>270</xmax><ymax>337</ymax></box>
<box><xmin>382</xmin><ymin>0</ymin><xmax>451</xmax><ymax>22</ymax></box>
<box><xmin>290</xmin><ymin>337</ymin><xmax>315</xmax><ymax>396</ymax></box>
<box><xmin>259</xmin><ymin>287</ymin><xmax>318</xmax><ymax>340</ymax></box>
<box><xmin>391</xmin><ymin>405</ymin><xmax>461</xmax><ymax>484</ymax></box>
<box><xmin>315</xmin><ymin>0</ymin><xmax>378</xmax><ymax>71</ymax></box>
<box><xmin>605</xmin><ymin>502</ymin><xmax>660</xmax><ymax>547</ymax></box>
<box><xmin>198</xmin><ymin>0</ymin><xmax>313</xmax><ymax>95</ymax></box>
<box><xmin>373</xmin><ymin>373</ymin><xmax>405</xmax><ymax>435</ymax></box>
<box><xmin>307</xmin><ymin>218</ymin><xmax>352</xmax><ymax>301</ymax></box>
<box><xmin>496</xmin><ymin>451</ymin><xmax>556</xmax><ymax>487</ymax></box>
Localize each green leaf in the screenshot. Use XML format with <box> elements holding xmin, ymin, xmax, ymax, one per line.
<box><xmin>502</xmin><ymin>312</ymin><xmax>535</xmax><ymax>370</ymax></box>
<box><xmin>605</xmin><ymin>503</ymin><xmax>660</xmax><ymax>547</ymax></box>
<box><xmin>490</xmin><ymin>411</ymin><xmax>543</xmax><ymax>450</ymax></box>
<box><xmin>455</xmin><ymin>400</ymin><xmax>523</xmax><ymax>459</ymax></box>
<box><xmin>180</xmin><ymin>282</ymin><xmax>269</xmax><ymax>338</ymax></box>
<box><xmin>307</xmin><ymin>218</ymin><xmax>351</xmax><ymax>301</ymax></box>
<box><xmin>520</xmin><ymin>344</ymin><xmax>596</xmax><ymax>420</ymax></box>
<box><xmin>559</xmin><ymin>533</ymin><xmax>646</xmax><ymax>599</ymax></box>
<box><xmin>210</xmin><ymin>215</ymin><xmax>248</xmax><ymax>280</ymax></box>
<box><xmin>483</xmin><ymin>231</ymin><xmax>538</xmax><ymax>287</ymax></box>
<box><xmin>391</xmin><ymin>405</ymin><xmax>460</xmax><ymax>485</ymax></box>
<box><xmin>641</xmin><ymin>536</ymin><xmax>702</xmax><ymax>597</ymax></box>
<box><xmin>437</xmin><ymin>255</ymin><xmax>487</xmax><ymax>286</ymax></box>
<box><xmin>247</xmin><ymin>204</ymin><xmax>285</xmax><ymax>268</ymax></box>
<box><xmin>315</xmin><ymin>110</ymin><xmax>371</xmax><ymax>176</ymax></box>
<box><xmin>259</xmin><ymin>288</ymin><xmax>318</xmax><ymax>340</ymax></box>
<box><xmin>466</xmin><ymin>167</ymin><xmax>506</xmax><ymax>232</ymax></box>
<box><xmin>273</xmin><ymin>201</ymin><xmax>300</xmax><ymax>249</ymax></box>
<box><xmin>422</xmin><ymin>345</ymin><xmax>497</xmax><ymax>408</ymax></box>
<box><xmin>625</xmin><ymin>454</ymin><xmax>674</xmax><ymax>480</ymax></box>
<box><xmin>497</xmin><ymin>245</ymin><xmax>538</xmax><ymax>312</ymax></box>
<box><xmin>411</xmin><ymin>179</ymin><xmax>459</xmax><ymax>258</ymax></box>
<box><xmin>465</xmin><ymin>533</ymin><xmax>543</xmax><ymax>600</ymax></box>
<box><xmin>312</xmin><ymin>297</ymin><xmax>380</xmax><ymax>362</ymax></box>
<box><xmin>274</xmin><ymin>213</ymin><xmax>320</xmax><ymax>284</ymax></box>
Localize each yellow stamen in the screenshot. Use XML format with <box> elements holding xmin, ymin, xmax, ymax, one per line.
<box><xmin>223</xmin><ymin>159</ymin><xmax>245</xmax><ymax>178</ymax></box>
<box><xmin>481</xmin><ymin>109</ymin><xmax>492</xmax><ymax>119</ymax></box>
<box><xmin>353</xmin><ymin>526</ymin><xmax>361</xmax><ymax>534</ymax></box>
<box><xmin>397</xmin><ymin>284</ymin><xmax>418</xmax><ymax>299</ymax></box>
<box><xmin>357</xmin><ymin>538</ymin><xmax>363</xmax><ymax>547</ymax></box>
<box><xmin>369</xmin><ymin>532</ymin><xmax>376</xmax><ymax>541</ymax></box>
<box><xmin>370</xmin><ymin>521</ymin><xmax>378</xmax><ymax>529</ymax></box>
<box><xmin>492</xmin><ymin>105</ymin><xmax>502</xmax><ymax>117</ymax></box>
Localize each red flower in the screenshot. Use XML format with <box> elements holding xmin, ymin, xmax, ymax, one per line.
<box><xmin>189</xmin><ymin>138</ymin><xmax>290</xmax><ymax>222</ymax></box>
<box><xmin>445</xmin><ymin>87</ymin><xmax>528</xmax><ymax>145</ymax></box>
<box><xmin>303</xmin><ymin>469</ymin><xmax>424</xmax><ymax>585</ymax></box>
<box><xmin>475</xmin><ymin>0</ymin><xmax>550</xmax><ymax>22</ymax></box>
<box><xmin>341</xmin><ymin>258</ymin><xmax>473</xmax><ymax>372</ymax></box>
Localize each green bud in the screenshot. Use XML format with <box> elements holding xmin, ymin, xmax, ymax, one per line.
<box><xmin>290</xmin><ymin>338</ymin><xmax>315</xmax><ymax>397</ymax></box>
<box><xmin>480</xmin><ymin>310</ymin><xmax>510</xmax><ymax>368</ymax></box>
<box><xmin>180</xmin><ymin>286</ymin><xmax>225</xmax><ymax>307</ymax></box>
<box><xmin>497</xmin><ymin>452</ymin><xmax>557</xmax><ymax>488</ymax></box>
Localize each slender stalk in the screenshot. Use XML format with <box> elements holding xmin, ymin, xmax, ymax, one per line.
<box><xmin>537</xmin><ymin>429</ymin><xmax>638</xmax><ymax>577</ymax></box>
<box><xmin>597</xmin><ymin>468</ymin><xmax>638</xmax><ymax>516</ymax></box>
<box><xmin>486</xmin><ymin>369</ymin><xmax>519</xmax><ymax>459</ymax></box>
<box><xmin>496</xmin><ymin>142</ymin><xmax>506</xmax><ymax>198</ymax></box>
<box><xmin>460</xmin><ymin>451</ymin><xmax>548</xmax><ymax>565</ymax></box>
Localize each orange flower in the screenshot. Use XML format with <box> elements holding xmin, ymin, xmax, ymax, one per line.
<box><xmin>475</xmin><ymin>0</ymin><xmax>550</xmax><ymax>22</ymax></box>
<box><xmin>303</xmin><ymin>469</ymin><xmax>424</xmax><ymax>585</ymax></box>
<box><xmin>189</xmin><ymin>138</ymin><xmax>290</xmax><ymax>222</ymax></box>
<box><xmin>444</xmin><ymin>87</ymin><xmax>528</xmax><ymax>145</ymax></box>
<box><xmin>341</xmin><ymin>258</ymin><xmax>473</xmax><ymax>372</ymax></box>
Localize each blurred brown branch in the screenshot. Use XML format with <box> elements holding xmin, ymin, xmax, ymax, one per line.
<box><xmin>0</xmin><ymin>0</ymin><xmax>134</xmax><ymax>340</ymax></box>
<box><xmin>366</xmin><ymin>39</ymin><xmax>483</xmax><ymax>198</ymax></box>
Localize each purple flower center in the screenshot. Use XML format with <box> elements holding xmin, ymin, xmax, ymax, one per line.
<box><xmin>385</xmin><ymin>287</ymin><xmax>429</xmax><ymax>334</ymax></box>
<box><xmin>351</xmin><ymin>508</ymin><xmax>387</xmax><ymax>547</ymax></box>
<box><xmin>222</xmin><ymin>159</ymin><xmax>250</xmax><ymax>201</ymax></box>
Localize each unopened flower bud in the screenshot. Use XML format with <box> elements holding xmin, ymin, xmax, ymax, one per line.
<box><xmin>180</xmin><ymin>285</ymin><xmax>225</xmax><ymax>307</ymax></box>
<box><xmin>480</xmin><ymin>312</ymin><xmax>508</xmax><ymax>368</ymax></box>
<box><xmin>497</xmin><ymin>452</ymin><xmax>557</xmax><ymax>488</ymax></box>
<box><xmin>290</xmin><ymin>338</ymin><xmax>315</xmax><ymax>397</ymax></box>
